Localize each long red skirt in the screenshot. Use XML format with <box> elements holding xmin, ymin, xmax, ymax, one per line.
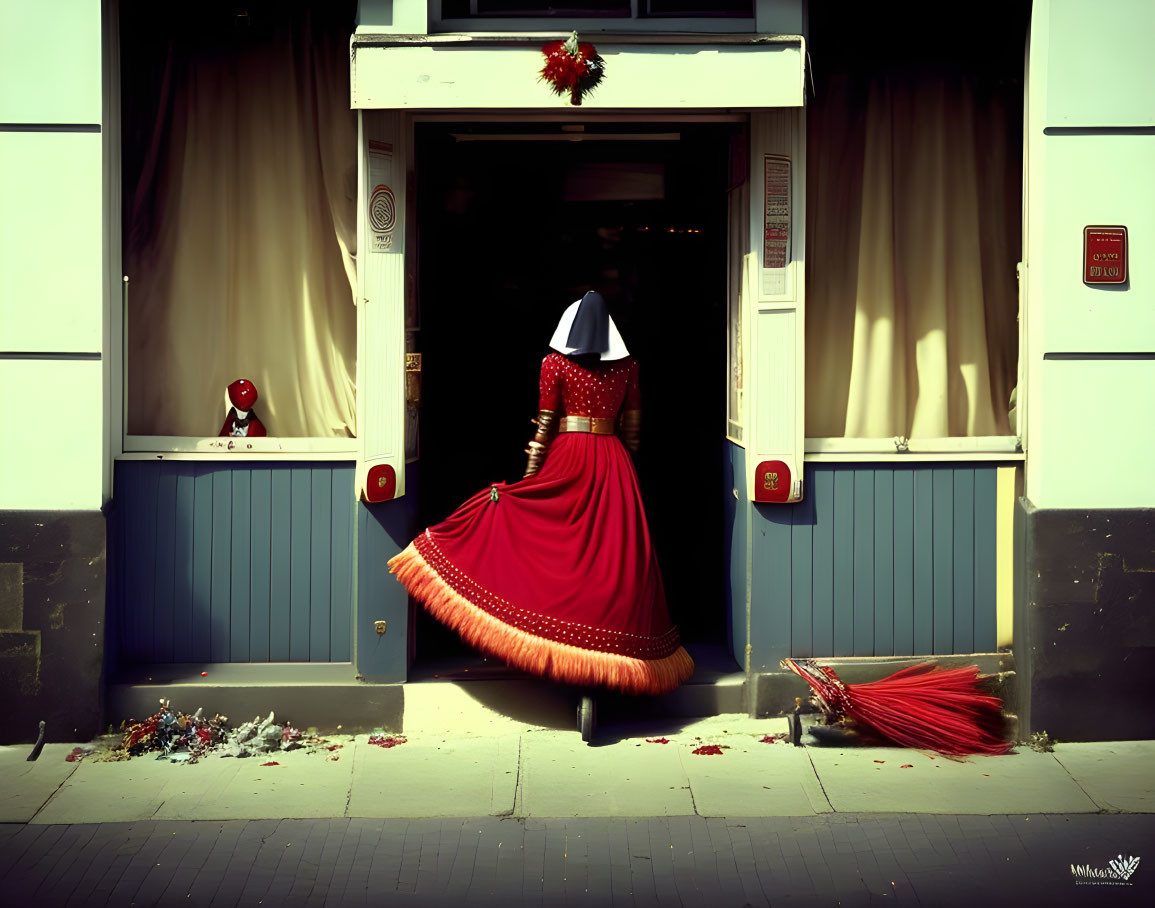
<box><xmin>388</xmin><ymin>432</ymin><xmax>694</xmax><ymax>694</ymax></box>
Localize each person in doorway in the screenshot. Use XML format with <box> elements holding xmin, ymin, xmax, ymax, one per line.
<box><xmin>388</xmin><ymin>291</ymin><xmax>694</xmax><ymax>695</ymax></box>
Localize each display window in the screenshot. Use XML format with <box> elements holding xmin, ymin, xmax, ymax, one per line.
<box><xmin>119</xmin><ymin>1</ymin><xmax>358</xmax><ymax>455</ymax></box>
<box><xmin>802</xmin><ymin>4</ymin><xmax>1029</xmax><ymax>458</ymax></box>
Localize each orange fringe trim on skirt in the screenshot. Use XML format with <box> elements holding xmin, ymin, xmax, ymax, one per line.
<box><xmin>388</xmin><ymin>543</ymin><xmax>695</xmax><ymax>696</ymax></box>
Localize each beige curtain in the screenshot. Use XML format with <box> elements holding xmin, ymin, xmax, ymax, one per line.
<box><xmin>805</xmin><ymin>71</ymin><xmax>1019</xmax><ymax>438</ymax></box>
<box><xmin>125</xmin><ymin>12</ymin><xmax>357</xmax><ymax>437</ymax></box>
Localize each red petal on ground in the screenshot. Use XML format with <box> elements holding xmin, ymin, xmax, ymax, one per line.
<box><xmin>260</xmin><ymin>761</ymin><xmax>280</xmax><ymax>766</ymax></box>
<box><xmin>692</xmin><ymin>745</ymin><xmax>723</xmax><ymax>756</ymax></box>
<box><xmin>368</xmin><ymin>735</ymin><xmax>408</xmax><ymax>749</ymax></box>
<box><xmin>645</xmin><ymin>738</ymin><xmax>670</xmax><ymax>744</ymax></box>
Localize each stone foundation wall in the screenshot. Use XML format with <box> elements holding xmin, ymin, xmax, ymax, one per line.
<box><xmin>0</xmin><ymin>511</ymin><xmax>106</xmax><ymax>744</ymax></box>
<box><xmin>1015</xmin><ymin>502</ymin><xmax>1155</xmax><ymax>742</ymax></box>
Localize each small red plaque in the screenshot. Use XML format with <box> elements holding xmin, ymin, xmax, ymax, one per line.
<box><xmin>362</xmin><ymin>464</ymin><xmax>396</xmax><ymax>503</ymax></box>
<box><xmin>754</xmin><ymin>460</ymin><xmax>791</xmax><ymax>503</ymax></box>
<box><xmin>1084</xmin><ymin>226</ymin><xmax>1127</xmax><ymax>285</ymax></box>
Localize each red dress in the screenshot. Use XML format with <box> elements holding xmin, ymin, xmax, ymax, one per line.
<box><xmin>388</xmin><ymin>353</ymin><xmax>694</xmax><ymax>694</ymax></box>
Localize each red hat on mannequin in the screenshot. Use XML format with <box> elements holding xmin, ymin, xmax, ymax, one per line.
<box><xmin>228</xmin><ymin>379</ymin><xmax>258</xmax><ymax>411</ymax></box>
<box><xmin>220</xmin><ymin>378</ymin><xmax>267</xmax><ymax>438</ymax></box>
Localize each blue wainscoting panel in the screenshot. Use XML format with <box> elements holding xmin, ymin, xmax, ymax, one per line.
<box><xmin>872</xmin><ymin>469</ymin><xmax>895</xmax><ymax>655</ymax></box>
<box><xmin>152</xmin><ymin>466</ymin><xmax>177</xmax><ymax>664</ymax></box>
<box><xmin>249</xmin><ymin>468</ymin><xmax>273</xmax><ymax>662</ymax></box>
<box><xmin>931</xmin><ymin>469</ymin><xmax>955</xmax><ymax>655</ymax></box>
<box><xmin>329</xmin><ymin>473</ymin><xmax>355</xmax><ymax>663</ymax></box>
<box><xmin>113</xmin><ymin>461</ymin><xmax>355</xmax><ymax>664</ymax></box>
<box><xmin>789</xmin><ymin>488</ymin><xmax>815</xmax><ymax>658</ymax></box>
<box><xmin>810</xmin><ymin>467</ymin><xmax>836</xmax><ymax>658</ymax></box>
<box><xmin>891</xmin><ymin>469</ymin><xmax>915</xmax><ymax>655</ymax></box>
<box><xmin>173</xmin><ymin>470</ymin><xmax>196</xmax><ymax>659</ymax></box>
<box><xmin>747</xmin><ymin>462</ymin><xmax>1002</xmax><ymax>669</ymax></box>
<box><xmin>831</xmin><ymin>469</ymin><xmax>855</xmax><ymax>657</ymax></box>
<box><xmin>190</xmin><ymin>469</ymin><xmax>214</xmax><ymax>662</ymax></box>
<box><xmin>852</xmin><ymin>468</ymin><xmax>875</xmax><ymax>655</ymax></box>
<box><xmin>209</xmin><ymin>470</ymin><xmax>233</xmax><ymax>662</ymax></box>
<box><xmin>356</xmin><ymin>462</ymin><xmax>421</xmax><ymax>682</ymax></box>
<box><xmin>289</xmin><ymin>468</ymin><xmax>313</xmax><ymax>662</ymax></box>
<box><xmin>722</xmin><ymin>442</ymin><xmax>749</xmax><ymax>667</ymax></box>
<box><xmin>952</xmin><ymin>468</ymin><xmax>976</xmax><ymax>655</ymax></box>
<box><xmin>309</xmin><ymin>471</ymin><xmax>334</xmax><ymax>662</ymax></box>
<box><xmin>119</xmin><ymin>462</ymin><xmax>157</xmax><ymax>664</ymax></box>
<box><xmin>750</xmin><ymin>498</ymin><xmax>793</xmax><ymax>671</ymax></box>
<box><xmin>269</xmin><ymin>468</ymin><xmax>293</xmax><ymax>661</ymax></box>
<box><xmin>228</xmin><ymin>470</ymin><xmax>251</xmax><ymax>662</ymax></box>
<box><xmin>912</xmin><ymin>468</ymin><xmax>935</xmax><ymax>655</ymax></box>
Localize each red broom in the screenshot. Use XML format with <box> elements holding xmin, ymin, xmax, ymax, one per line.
<box><xmin>783</xmin><ymin>658</ymin><xmax>1011</xmax><ymax>756</ymax></box>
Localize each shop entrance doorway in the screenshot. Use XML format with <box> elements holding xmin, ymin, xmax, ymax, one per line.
<box><xmin>413</xmin><ymin>121</ymin><xmax>734</xmax><ymax>670</ymax></box>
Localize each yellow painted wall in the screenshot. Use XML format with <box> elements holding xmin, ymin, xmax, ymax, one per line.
<box><xmin>0</xmin><ymin>0</ymin><xmax>105</xmax><ymax>510</ymax></box>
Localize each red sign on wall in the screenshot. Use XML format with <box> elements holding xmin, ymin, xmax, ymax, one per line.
<box><xmin>754</xmin><ymin>460</ymin><xmax>792</xmax><ymax>503</ymax></box>
<box><xmin>1084</xmin><ymin>226</ymin><xmax>1128</xmax><ymax>285</ymax></box>
<box><xmin>362</xmin><ymin>464</ymin><xmax>397</xmax><ymax>503</ymax></box>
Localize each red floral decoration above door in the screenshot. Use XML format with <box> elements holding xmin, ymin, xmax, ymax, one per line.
<box><xmin>540</xmin><ymin>31</ymin><xmax>605</xmax><ymax>106</ymax></box>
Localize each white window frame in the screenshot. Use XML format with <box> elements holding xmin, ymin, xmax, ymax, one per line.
<box><xmin>725</xmin><ymin>152</ymin><xmax>748</xmax><ymax>446</ymax></box>
<box><xmin>109</xmin><ymin>15</ymin><xmax>360</xmax><ymax>466</ymax></box>
<box><xmin>734</xmin><ymin>109</ymin><xmax>806</xmax><ymax>501</ymax></box>
<box><xmin>803</xmin><ymin>437</ymin><xmax>1024</xmax><ymax>464</ymax></box>
<box><xmin>795</xmin><ymin>10</ymin><xmax>1029</xmax><ymax>469</ymax></box>
<box><xmin>119</xmin><ymin>438</ymin><xmax>358</xmax><ymax>461</ymax></box>
<box><xmin>431</xmin><ymin>0</ymin><xmax>755</xmax><ymax>33</ymax></box>
<box><xmin>115</xmin><ymin>267</ymin><xmax>358</xmax><ymax>463</ymax></box>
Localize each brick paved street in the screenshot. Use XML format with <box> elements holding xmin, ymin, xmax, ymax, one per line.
<box><xmin>2</xmin><ymin>813</ymin><xmax>1153</xmax><ymax>906</ymax></box>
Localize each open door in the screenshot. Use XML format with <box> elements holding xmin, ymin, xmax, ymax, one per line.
<box><xmin>356</xmin><ymin>110</ymin><xmax>408</xmax><ymax>502</ymax></box>
<box><xmin>411</xmin><ymin>120</ymin><xmax>733</xmax><ymax>661</ymax></box>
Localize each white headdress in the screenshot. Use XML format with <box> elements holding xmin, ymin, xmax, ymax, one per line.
<box><xmin>548</xmin><ymin>291</ymin><xmax>629</xmax><ymax>361</ymax></box>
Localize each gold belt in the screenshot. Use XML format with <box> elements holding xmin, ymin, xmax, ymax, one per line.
<box><xmin>558</xmin><ymin>416</ymin><xmax>615</xmax><ymax>435</ymax></box>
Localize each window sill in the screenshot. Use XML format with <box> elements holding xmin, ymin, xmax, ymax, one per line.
<box><xmin>804</xmin><ymin>436</ymin><xmax>1022</xmax><ymax>463</ymax></box>
<box><xmin>119</xmin><ymin>436</ymin><xmax>357</xmax><ymax>461</ymax></box>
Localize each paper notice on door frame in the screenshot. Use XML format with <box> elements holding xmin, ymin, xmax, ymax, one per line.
<box><xmin>762</xmin><ymin>154</ymin><xmax>790</xmax><ymax>297</ymax></box>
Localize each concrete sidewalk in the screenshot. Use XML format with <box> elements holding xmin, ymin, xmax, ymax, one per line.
<box><xmin>2</xmin><ymin>714</ymin><xmax>1152</xmax><ymax>825</ymax></box>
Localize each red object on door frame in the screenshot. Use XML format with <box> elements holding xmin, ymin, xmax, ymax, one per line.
<box><xmin>363</xmin><ymin>464</ymin><xmax>396</xmax><ymax>503</ymax></box>
<box><xmin>754</xmin><ymin>460</ymin><xmax>792</xmax><ymax>503</ymax></box>
<box><xmin>1084</xmin><ymin>226</ymin><xmax>1128</xmax><ymax>285</ymax></box>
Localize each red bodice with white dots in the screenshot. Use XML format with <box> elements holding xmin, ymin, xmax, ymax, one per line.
<box><xmin>538</xmin><ymin>352</ymin><xmax>640</xmax><ymax>418</ymax></box>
